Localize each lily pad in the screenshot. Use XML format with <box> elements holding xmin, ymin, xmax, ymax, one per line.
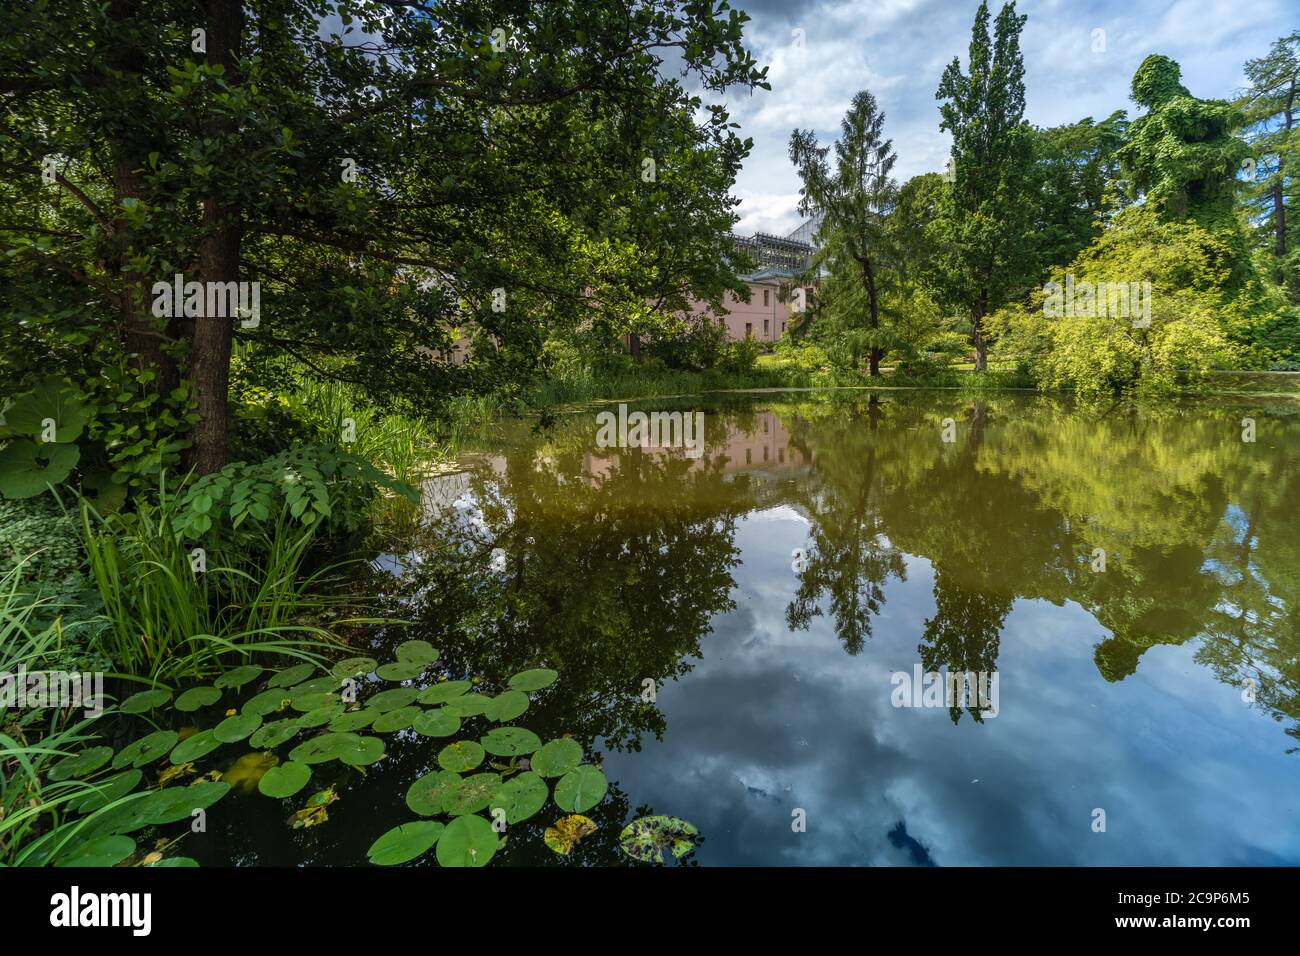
<box><xmin>331</xmin><ymin>656</ymin><xmax>377</xmax><ymax>679</ymax></box>
<box><xmin>544</xmin><ymin>814</ymin><xmax>598</xmax><ymax>856</ymax></box>
<box><xmin>120</xmin><ymin>688</ymin><xmax>171</xmax><ymax>714</ymax></box>
<box><xmin>406</xmin><ymin>769</ymin><xmax>461</xmax><ymax>817</ymax></box>
<box><xmin>554</xmin><ymin>765</ymin><xmax>607</xmax><ymax>812</ymax></box>
<box><xmin>366</xmin><ymin>687</ymin><xmax>420</xmax><ymax>712</ymax></box>
<box><xmin>417</xmin><ymin>680</ymin><xmax>471</xmax><ymax>705</ymax></box>
<box><xmin>483</xmin><ymin>690</ymin><xmax>529</xmax><ymax>723</ymax></box>
<box><xmin>241</xmin><ymin>688</ymin><xmax>289</xmax><ymax>717</ymax></box>
<box><xmin>481</xmin><ymin>726</ymin><xmax>541</xmax><ymax>757</ymax></box>
<box><xmin>113</xmin><ymin>730</ymin><xmax>179</xmax><ymax>769</ymax></box>
<box><xmin>508</xmin><ymin>668</ymin><xmax>558</xmax><ymax>692</ymax></box>
<box><xmin>441</xmin><ymin>693</ymin><xmax>492</xmax><ymax>717</ymax></box>
<box><xmin>249</xmin><ymin>718</ymin><xmax>302</xmax><ymax>749</ymax></box>
<box><xmin>54</xmin><ymin>834</ymin><xmax>135</xmax><ymax>868</ymax></box>
<box><xmin>437</xmin><ymin>740</ymin><xmax>485</xmax><ymax>773</ymax></box>
<box><xmin>290</xmin><ymin>691</ymin><xmax>339</xmax><ymax>712</ymax></box>
<box><xmin>371</xmin><ymin>706</ymin><xmax>421</xmax><ymax>733</ymax></box>
<box><xmin>368</xmin><ymin>821</ymin><xmax>444</xmax><ymax>866</ymax></box>
<box><xmin>128</xmin><ymin>781</ymin><xmax>230</xmax><ymax>828</ymax></box>
<box><xmin>267</xmin><ymin>663</ymin><xmax>316</xmax><ymax>688</ymax></box>
<box><xmin>170</xmin><ymin>729</ymin><xmax>221</xmax><ymax>764</ymax></box>
<box><xmin>174</xmin><ymin>686</ymin><xmax>221</xmax><ymax>712</ymax></box>
<box><xmin>376</xmin><ymin>661</ymin><xmax>427</xmax><ymax>681</ymax></box>
<box><xmin>618</xmin><ymin>815</ymin><xmax>699</xmax><ymax>863</ymax></box>
<box><xmin>258</xmin><ymin>761</ymin><xmax>312</xmax><ymax>798</ymax></box>
<box><xmin>214</xmin><ymin>712</ymin><xmax>262</xmax><ymax>743</ymax></box>
<box><xmin>531</xmin><ymin>738</ymin><xmax>582</xmax><ymax>777</ymax></box>
<box><xmin>339</xmin><ymin>735</ymin><xmax>385</xmax><ymax>766</ymax></box>
<box><xmin>289</xmin><ymin>732</ymin><xmax>362</xmax><ymax>765</ymax></box>
<box><xmin>297</xmin><ymin>703</ymin><xmax>344</xmax><ymax>727</ymax></box>
<box><xmin>69</xmin><ymin>770</ymin><xmax>142</xmax><ymax>813</ymax></box>
<box><xmin>49</xmin><ymin>745</ymin><xmax>113</xmax><ymax>781</ymax></box>
<box><xmin>443</xmin><ymin>772</ymin><xmax>502</xmax><ymax>816</ymax></box>
<box><xmin>394</xmin><ymin>639</ymin><xmax>439</xmax><ymax>664</ymax></box>
<box><xmin>213</xmin><ymin>665</ymin><xmax>263</xmax><ymax>690</ymax></box>
<box><xmin>411</xmin><ymin>708</ymin><xmax>461</xmax><ymax>738</ymax></box>
<box><xmin>435</xmin><ymin>813</ymin><xmax>498</xmax><ymax>867</ymax></box>
<box><xmin>491</xmin><ymin>772</ymin><xmax>548</xmax><ymax>824</ymax></box>
<box><xmin>329</xmin><ymin>708</ymin><xmax>379</xmax><ymax>732</ymax></box>
<box><xmin>289</xmin><ymin>676</ymin><xmax>342</xmax><ymax>696</ymax></box>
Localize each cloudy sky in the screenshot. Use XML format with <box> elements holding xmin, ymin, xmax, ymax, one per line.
<box><xmin>716</xmin><ymin>0</ymin><xmax>1294</xmax><ymax>237</ymax></box>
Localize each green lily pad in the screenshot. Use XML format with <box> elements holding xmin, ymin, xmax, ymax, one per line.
<box><xmin>339</xmin><ymin>735</ymin><xmax>385</xmax><ymax>766</ymax></box>
<box><xmin>368</xmin><ymin>821</ymin><xmax>444</xmax><ymax>866</ymax></box>
<box><xmin>491</xmin><ymin>771</ymin><xmax>548</xmax><ymax>824</ymax></box>
<box><xmin>366</xmin><ymin>687</ymin><xmax>420</xmax><ymax>712</ymax></box>
<box><xmin>442</xmin><ymin>693</ymin><xmax>492</xmax><ymax>717</ymax></box>
<box><xmin>411</xmin><ymin>708</ymin><xmax>461</xmax><ymax>738</ymax></box>
<box><xmin>289</xmin><ymin>676</ymin><xmax>342</xmax><ymax>696</ymax></box>
<box><xmin>508</xmin><ymin>668</ymin><xmax>558</xmax><ymax>692</ymax></box>
<box><xmin>148</xmin><ymin>856</ymin><xmax>199</xmax><ymax>867</ymax></box>
<box><xmin>444</xmin><ymin>772</ymin><xmax>502</xmax><ymax>816</ymax></box>
<box><xmin>371</xmin><ymin>706</ymin><xmax>421</xmax><ymax>733</ymax></box>
<box><xmin>395</xmin><ymin>640</ymin><xmax>439</xmax><ymax>664</ymax></box>
<box><xmin>329</xmin><ymin>708</ymin><xmax>379</xmax><ymax>732</ymax></box>
<box><xmin>120</xmin><ymin>688</ymin><xmax>171</xmax><ymax>714</ymax></box>
<box><xmin>481</xmin><ymin>726</ymin><xmax>541</xmax><ymax>757</ymax></box>
<box><xmin>417</xmin><ymin>680</ymin><xmax>471</xmax><ymax>705</ymax></box>
<box><xmin>531</xmin><ymin>738</ymin><xmax>582</xmax><ymax>777</ymax></box>
<box><xmin>249</xmin><ymin>718</ymin><xmax>302</xmax><ymax>749</ymax></box>
<box><xmin>406</xmin><ymin>769</ymin><xmax>461</xmax><ymax>816</ymax></box>
<box><xmin>290</xmin><ymin>691</ymin><xmax>339</xmax><ymax>712</ymax></box>
<box><xmin>267</xmin><ymin>663</ymin><xmax>316</xmax><ymax>688</ymax></box>
<box><xmin>174</xmin><ymin>686</ymin><xmax>221</xmax><ymax>712</ymax></box>
<box><xmin>54</xmin><ymin>834</ymin><xmax>135</xmax><ymax>868</ymax></box>
<box><xmin>170</xmin><ymin>729</ymin><xmax>221</xmax><ymax>763</ymax></box>
<box><xmin>258</xmin><ymin>762</ymin><xmax>312</xmax><ymax>798</ymax></box>
<box><xmin>438</xmin><ymin>740</ymin><xmax>485</xmax><ymax>772</ymax></box>
<box><xmin>0</xmin><ymin>439</ymin><xmax>80</xmax><ymax>498</ymax></box>
<box><xmin>554</xmin><ymin>765</ymin><xmax>607</xmax><ymax>812</ymax></box>
<box><xmin>214</xmin><ymin>713</ymin><xmax>262</xmax><ymax>743</ymax></box>
<box><xmin>124</xmin><ymin>781</ymin><xmax>230</xmax><ymax>828</ymax></box>
<box><xmin>69</xmin><ymin>770</ymin><xmax>142</xmax><ymax>813</ymax></box>
<box><xmin>618</xmin><ymin>815</ymin><xmax>699</xmax><ymax>863</ymax></box>
<box><xmin>435</xmin><ymin>813</ymin><xmax>499</xmax><ymax>867</ymax></box>
<box><xmin>48</xmin><ymin>745</ymin><xmax>113</xmax><ymax>781</ymax></box>
<box><xmin>241</xmin><ymin>688</ymin><xmax>289</xmax><ymax>717</ymax></box>
<box><xmin>296</xmin><ymin>703</ymin><xmax>344</xmax><ymax>727</ymax></box>
<box><xmin>483</xmin><ymin>690</ymin><xmax>529</xmax><ymax>723</ymax></box>
<box><xmin>289</xmin><ymin>732</ymin><xmax>362</xmax><ymax>765</ymax></box>
<box><xmin>113</xmin><ymin>730</ymin><xmax>179</xmax><ymax>769</ymax></box>
<box><xmin>376</xmin><ymin>661</ymin><xmax>427</xmax><ymax>681</ymax></box>
<box><xmin>331</xmin><ymin>656</ymin><xmax>377</xmax><ymax>679</ymax></box>
<box><xmin>213</xmin><ymin>665</ymin><xmax>263</xmax><ymax>690</ymax></box>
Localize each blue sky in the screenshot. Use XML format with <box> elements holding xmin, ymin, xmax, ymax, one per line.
<box><xmin>720</xmin><ymin>0</ymin><xmax>1295</xmax><ymax>236</ymax></box>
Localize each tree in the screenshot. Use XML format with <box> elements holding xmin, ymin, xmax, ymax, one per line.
<box><xmin>1238</xmin><ymin>32</ymin><xmax>1300</xmax><ymax>291</ymax></box>
<box><xmin>929</xmin><ymin>0</ymin><xmax>1037</xmax><ymax>371</ymax></box>
<box><xmin>789</xmin><ymin>89</ymin><xmax>898</xmax><ymax>376</ymax></box>
<box><xmin>0</xmin><ymin>0</ymin><xmax>766</xmax><ymax>478</ymax></box>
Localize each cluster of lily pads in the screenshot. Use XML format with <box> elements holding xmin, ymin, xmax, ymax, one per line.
<box><xmin>29</xmin><ymin>639</ymin><xmax>700</xmax><ymax>867</ymax></box>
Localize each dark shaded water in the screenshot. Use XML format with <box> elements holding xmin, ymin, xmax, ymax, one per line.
<box><xmin>192</xmin><ymin>390</ymin><xmax>1300</xmax><ymax>866</ymax></box>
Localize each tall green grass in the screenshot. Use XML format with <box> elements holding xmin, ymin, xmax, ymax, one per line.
<box><xmin>78</xmin><ymin>485</ymin><xmax>348</xmax><ymax>682</ymax></box>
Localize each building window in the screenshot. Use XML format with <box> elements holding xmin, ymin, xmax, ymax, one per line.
<box><xmin>745</xmin><ymin>322</ymin><xmax>752</xmax><ymax>337</ymax></box>
<box><xmin>778</xmin><ymin>448</ymin><xmax>785</xmax><ymax>463</ymax></box>
<box><xmin>745</xmin><ymin>448</ymin><xmax>752</xmax><ymax>464</ymax></box>
<box><xmin>763</xmin><ymin>319</ymin><xmax>769</xmax><ymax>336</ymax></box>
<box><xmin>781</xmin><ymin>322</ymin><xmax>786</xmax><ymax>333</ymax></box>
<box><xmin>763</xmin><ymin>289</ymin><xmax>769</xmax><ymax>306</ymax></box>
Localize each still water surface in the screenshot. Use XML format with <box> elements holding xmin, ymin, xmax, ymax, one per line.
<box><xmin>193</xmin><ymin>391</ymin><xmax>1300</xmax><ymax>865</ymax></box>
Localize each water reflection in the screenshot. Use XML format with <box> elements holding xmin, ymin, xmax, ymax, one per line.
<box><xmin>194</xmin><ymin>392</ymin><xmax>1300</xmax><ymax>865</ymax></box>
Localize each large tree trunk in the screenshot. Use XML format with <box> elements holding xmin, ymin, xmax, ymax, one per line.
<box><xmin>971</xmin><ymin>302</ymin><xmax>987</xmax><ymax>372</ymax></box>
<box><xmin>185</xmin><ymin>0</ymin><xmax>244</xmax><ymax>474</ymax></box>
<box><xmin>861</xmin><ymin>255</ymin><xmax>881</xmax><ymax>377</ymax></box>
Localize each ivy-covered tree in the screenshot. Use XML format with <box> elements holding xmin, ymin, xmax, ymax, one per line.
<box><xmin>928</xmin><ymin>0</ymin><xmax>1037</xmax><ymax>371</ymax></box>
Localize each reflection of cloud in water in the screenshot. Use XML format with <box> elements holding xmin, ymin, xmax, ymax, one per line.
<box><xmin>600</xmin><ymin>512</ymin><xmax>1300</xmax><ymax>865</ymax></box>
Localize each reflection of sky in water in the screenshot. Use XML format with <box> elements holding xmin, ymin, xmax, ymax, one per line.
<box><xmin>600</xmin><ymin>508</ymin><xmax>1300</xmax><ymax>866</ymax></box>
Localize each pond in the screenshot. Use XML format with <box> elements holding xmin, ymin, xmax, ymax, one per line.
<box><xmin>187</xmin><ymin>390</ymin><xmax>1300</xmax><ymax>866</ymax></box>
